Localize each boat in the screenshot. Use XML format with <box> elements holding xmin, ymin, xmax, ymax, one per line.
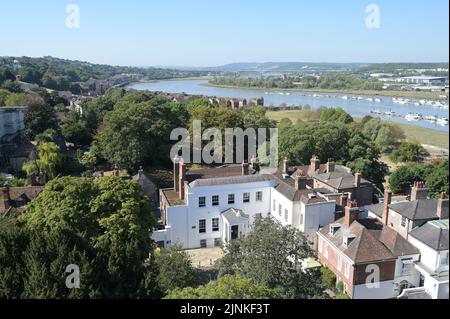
<box><xmin>414</xmin><ymin>102</ymin><xmax>420</xmax><ymax>106</ymax></box>
<box><xmin>366</xmin><ymin>98</ymin><xmax>374</xmax><ymax>102</ymax></box>
<box><xmin>371</xmin><ymin>109</ymin><xmax>382</xmax><ymax>115</ymax></box>
<box><xmin>357</xmin><ymin>96</ymin><xmax>364</xmax><ymax>100</ymax></box>
<box><xmin>437</xmin><ymin>117</ymin><xmax>449</xmax><ymax>125</ymax></box>
<box><xmin>374</xmin><ymin>98</ymin><xmax>382</xmax><ymax>103</ymax></box>
<box><xmin>384</xmin><ymin>110</ymin><xmax>396</xmax><ymax>116</ymax></box>
<box><xmin>405</xmin><ymin>113</ymin><xmax>422</xmax><ymax>121</ymax></box>
<box><xmin>424</xmin><ymin>115</ymin><xmax>438</xmax><ymax>121</ymax></box>
<box><xmin>341</xmin><ymin>95</ymin><xmax>348</xmax><ymax>100</ymax></box>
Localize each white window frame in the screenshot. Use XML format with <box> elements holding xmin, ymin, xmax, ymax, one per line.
<box><xmin>199</xmin><ymin>219</ymin><xmax>206</xmax><ymax>233</ymax></box>
<box><xmin>273</xmin><ymin>199</ymin><xmax>276</xmax><ymax>211</ymax></box>
<box><xmin>401</xmin><ymin>216</ymin><xmax>407</xmax><ymax>228</ymax></box>
<box><xmin>284</xmin><ymin>209</ymin><xmax>288</xmax><ymax>222</ymax></box>
<box><xmin>324</xmin><ymin>242</ymin><xmax>328</xmax><ymax>258</ymax></box>
<box><xmin>344</xmin><ymin>261</ymin><xmax>350</xmax><ymax>278</ymax></box>
<box><xmin>212</xmin><ymin>218</ymin><xmax>219</xmax><ymax>232</ymax></box>
<box><xmin>212</xmin><ymin>195</ymin><xmax>219</xmax><ymax>206</ymax></box>
<box><xmin>278</xmin><ymin>204</ymin><xmax>282</xmax><ymax>217</ymax></box>
<box><xmin>338</xmin><ymin>255</ymin><xmax>342</xmax><ymax>272</ymax></box>
<box><xmin>243</xmin><ymin>192</ymin><xmax>250</xmax><ymax>203</ymax></box>
<box><xmin>299</xmin><ymin>212</ymin><xmax>304</xmax><ymax>225</ymax></box>
<box><xmin>199</xmin><ymin>196</ymin><xmax>206</xmax><ymax>208</ymax></box>
<box><xmin>228</xmin><ymin>193</ymin><xmax>235</xmax><ymax>204</ymax></box>
<box><xmin>256</xmin><ymin>191</ymin><xmax>263</xmax><ymax>202</ymax></box>
<box><xmin>200</xmin><ymin>239</ymin><xmax>207</xmax><ymax>248</ymax></box>
<box><xmin>318</xmin><ymin>237</ymin><xmax>323</xmax><ymax>253</ymax></box>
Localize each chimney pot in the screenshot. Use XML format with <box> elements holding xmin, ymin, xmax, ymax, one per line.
<box><xmin>282</xmin><ymin>157</ymin><xmax>289</xmax><ymax>174</ymax></box>
<box><xmin>242</xmin><ymin>161</ymin><xmax>249</xmax><ymax>176</ymax></box>
<box><xmin>354</xmin><ymin>173</ymin><xmax>361</xmax><ymax>188</ymax></box>
<box><xmin>411</xmin><ymin>181</ymin><xmax>428</xmax><ymax>201</ymax></box>
<box><xmin>437</xmin><ymin>193</ymin><xmax>449</xmax><ymax>219</ymax></box>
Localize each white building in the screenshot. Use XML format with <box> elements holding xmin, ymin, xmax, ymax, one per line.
<box><xmin>154</xmin><ymin>157</ymin><xmax>342</xmax><ymax>249</ymax></box>
<box><xmin>0</xmin><ymin>106</ymin><xmax>26</xmax><ymax>141</ymax></box>
<box><xmin>403</xmin><ymin>219</ymin><xmax>449</xmax><ymax>299</ymax></box>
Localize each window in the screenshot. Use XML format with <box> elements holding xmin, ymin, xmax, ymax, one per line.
<box><xmin>200</xmin><ymin>239</ymin><xmax>207</xmax><ymax>248</ymax></box>
<box><xmin>441</xmin><ymin>252</ymin><xmax>449</xmax><ymax>266</ymax></box>
<box><xmin>214</xmin><ymin>238</ymin><xmax>222</xmax><ymax>247</ymax></box>
<box><xmin>337</xmin><ymin>255</ymin><xmax>342</xmax><ymax>271</ymax></box>
<box><xmin>212</xmin><ymin>195</ymin><xmax>219</xmax><ymax>206</ymax></box>
<box><xmin>344</xmin><ymin>261</ymin><xmax>350</xmax><ymax>278</ymax></box>
<box><xmin>401</xmin><ymin>258</ymin><xmax>413</xmax><ymax>274</ymax></box>
<box><xmin>299</xmin><ymin>212</ymin><xmax>304</xmax><ymax>225</ymax></box>
<box><xmin>278</xmin><ymin>204</ymin><xmax>282</xmax><ymax>216</ymax></box>
<box><xmin>199</xmin><ymin>219</ymin><xmax>206</xmax><ymax>233</ymax></box>
<box><xmin>243</xmin><ymin>192</ymin><xmax>250</xmax><ymax>203</ymax></box>
<box><xmin>255</xmin><ymin>213</ymin><xmax>262</xmax><ymax>219</ymax></box>
<box><xmin>256</xmin><ymin>191</ymin><xmax>263</xmax><ymax>201</ymax></box>
<box><xmin>212</xmin><ymin>218</ymin><xmax>219</xmax><ymax>232</ymax></box>
<box><xmin>199</xmin><ymin>196</ymin><xmax>206</xmax><ymax>208</ymax></box>
<box><xmin>273</xmin><ymin>199</ymin><xmax>276</xmax><ymax>211</ymax></box>
<box><xmin>318</xmin><ymin>238</ymin><xmax>323</xmax><ymax>253</ymax></box>
<box><xmin>401</xmin><ymin>216</ymin><xmax>407</xmax><ymax>228</ymax></box>
<box><xmin>324</xmin><ymin>242</ymin><xmax>328</xmax><ymax>258</ymax></box>
<box><xmin>228</xmin><ymin>194</ymin><xmax>235</xmax><ymax>204</ymax></box>
<box><xmin>284</xmin><ymin>209</ymin><xmax>288</xmax><ymax>222</ymax></box>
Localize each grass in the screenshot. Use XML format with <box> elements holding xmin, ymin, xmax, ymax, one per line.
<box><xmin>267</xmin><ymin>109</ymin><xmax>449</xmax><ymax>150</ymax></box>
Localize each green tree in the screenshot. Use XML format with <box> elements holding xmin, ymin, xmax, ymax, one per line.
<box><xmin>218</xmin><ymin>217</ymin><xmax>326</xmax><ymax>298</ymax></box>
<box><xmin>320</xmin><ymin>107</ymin><xmax>353</xmax><ymax>124</ymax></box>
<box><xmin>164</xmin><ymin>275</ymin><xmax>273</xmax><ymax>299</ymax></box>
<box><xmin>154</xmin><ymin>244</ymin><xmax>197</xmax><ymax>293</ymax></box>
<box><xmin>390</xmin><ymin>142</ymin><xmax>430</xmax><ymax>163</ymax></box>
<box><xmin>0</xmin><ymin>67</ymin><xmax>15</xmax><ymax>85</ymax></box>
<box><xmin>24</xmin><ymin>102</ymin><xmax>58</xmax><ymax>140</ymax></box>
<box><xmin>320</xmin><ymin>267</ymin><xmax>336</xmax><ymax>291</ymax></box>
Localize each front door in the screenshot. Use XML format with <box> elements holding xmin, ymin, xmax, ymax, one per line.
<box><xmin>231</xmin><ymin>225</ymin><xmax>239</xmax><ymax>239</ymax></box>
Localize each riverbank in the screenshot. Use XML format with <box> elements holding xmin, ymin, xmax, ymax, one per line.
<box><xmin>204</xmin><ymin>82</ymin><xmax>447</xmax><ymax>101</ymax></box>
<box><xmin>266</xmin><ymin>110</ymin><xmax>449</xmax><ymax>149</ymax></box>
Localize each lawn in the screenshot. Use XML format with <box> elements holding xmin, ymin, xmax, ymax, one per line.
<box><xmin>267</xmin><ymin>110</ymin><xmax>449</xmax><ymax>150</ymax></box>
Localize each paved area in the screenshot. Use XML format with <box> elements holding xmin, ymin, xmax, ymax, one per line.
<box><xmin>186</xmin><ymin>247</ymin><xmax>224</xmax><ymax>269</ymax></box>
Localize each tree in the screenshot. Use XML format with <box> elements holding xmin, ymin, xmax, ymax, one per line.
<box><xmin>320</xmin><ymin>107</ymin><xmax>353</xmax><ymax>124</ymax></box>
<box><xmin>426</xmin><ymin>160</ymin><xmax>449</xmax><ymax>198</ymax></box>
<box><xmin>390</xmin><ymin>142</ymin><xmax>430</xmax><ymax>163</ymax></box>
<box><xmin>164</xmin><ymin>275</ymin><xmax>273</xmax><ymax>299</ymax></box>
<box><xmin>388</xmin><ymin>164</ymin><xmax>430</xmax><ymax>194</ymax></box>
<box><xmin>24</xmin><ymin>102</ymin><xmax>58</xmax><ymax>140</ymax></box>
<box><xmin>61</xmin><ymin>112</ymin><xmax>92</xmax><ymax>146</ymax></box>
<box><xmin>320</xmin><ymin>267</ymin><xmax>336</xmax><ymax>291</ymax></box>
<box><xmin>0</xmin><ymin>67</ymin><xmax>15</xmax><ymax>85</ymax></box>
<box><xmin>154</xmin><ymin>244</ymin><xmax>197</xmax><ymax>293</ymax></box>
<box><xmin>23</xmin><ymin>142</ymin><xmax>63</xmax><ymax>179</ymax></box>
<box><xmin>17</xmin><ymin>176</ymin><xmax>158</xmax><ymax>298</ymax></box>
<box><xmin>218</xmin><ymin>217</ymin><xmax>326</xmax><ymax>298</ymax></box>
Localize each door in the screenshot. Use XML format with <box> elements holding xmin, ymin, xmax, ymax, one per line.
<box><xmin>231</xmin><ymin>225</ymin><xmax>239</xmax><ymax>239</ymax></box>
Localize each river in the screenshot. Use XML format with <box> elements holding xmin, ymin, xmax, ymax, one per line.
<box><xmin>127</xmin><ymin>79</ymin><xmax>449</xmax><ymax>132</ymax></box>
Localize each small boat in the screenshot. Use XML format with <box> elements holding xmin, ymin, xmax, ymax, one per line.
<box><xmin>341</xmin><ymin>95</ymin><xmax>348</xmax><ymax>100</ymax></box>
<box><xmin>357</xmin><ymin>96</ymin><xmax>364</xmax><ymax>100</ymax></box>
<box><xmin>374</xmin><ymin>98</ymin><xmax>382</xmax><ymax>103</ymax></box>
<box><xmin>366</xmin><ymin>98</ymin><xmax>374</xmax><ymax>102</ymax></box>
<box><xmin>384</xmin><ymin>110</ymin><xmax>396</xmax><ymax>116</ymax></box>
<box><xmin>437</xmin><ymin>117</ymin><xmax>449</xmax><ymax>125</ymax></box>
<box><xmin>371</xmin><ymin>109</ymin><xmax>382</xmax><ymax>114</ymax></box>
<box><xmin>405</xmin><ymin>113</ymin><xmax>422</xmax><ymax>121</ymax></box>
<box><xmin>414</xmin><ymin>102</ymin><xmax>420</xmax><ymax>106</ymax></box>
<box><xmin>424</xmin><ymin>115</ymin><xmax>438</xmax><ymax>121</ymax></box>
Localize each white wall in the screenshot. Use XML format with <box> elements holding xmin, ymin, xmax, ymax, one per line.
<box><xmin>270</xmin><ymin>188</ymin><xmax>294</xmax><ymax>226</ymax></box>
<box><xmin>0</xmin><ymin>108</ymin><xmax>25</xmax><ymax>139</ymax></box>
<box><xmin>301</xmin><ymin>201</ymin><xmax>336</xmax><ymax>236</ymax></box>
<box><xmin>353</xmin><ymin>280</ymin><xmax>396</xmax><ymax>299</ymax></box>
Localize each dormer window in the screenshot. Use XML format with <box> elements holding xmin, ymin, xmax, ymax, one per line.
<box><xmin>343</xmin><ymin>234</ymin><xmax>356</xmax><ymax>247</ymax></box>
<box><xmin>329</xmin><ymin>224</ymin><xmax>341</xmax><ymax>235</ymax></box>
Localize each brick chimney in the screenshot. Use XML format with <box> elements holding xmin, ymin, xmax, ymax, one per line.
<box><xmin>1</xmin><ymin>185</ymin><xmax>11</xmax><ymax>211</ymax></box>
<box><xmin>354</xmin><ymin>172</ymin><xmax>361</xmax><ymax>188</ymax></box>
<box><xmin>339</xmin><ymin>192</ymin><xmax>347</xmax><ymax>207</ymax></box>
<box><xmin>327</xmin><ymin>158</ymin><xmax>335</xmax><ymax>173</ymax></box>
<box><xmin>294</xmin><ymin>175</ymin><xmax>308</xmax><ymax>190</ymax></box>
<box><xmin>411</xmin><ymin>181</ymin><xmax>428</xmax><ymax>201</ymax></box>
<box><xmin>382</xmin><ymin>190</ymin><xmax>392</xmax><ymax>226</ymax></box>
<box><xmin>179</xmin><ymin>158</ymin><xmax>186</xmax><ymax>200</ymax></box>
<box><xmin>437</xmin><ymin>192</ymin><xmax>449</xmax><ymax>219</ymax></box>
<box><xmin>310</xmin><ymin>155</ymin><xmax>320</xmax><ymax>173</ymax></box>
<box><xmin>113</xmin><ymin>165</ymin><xmax>120</xmax><ymax>177</ymax></box>
<box><xmin>173</xmin><ymin>155</ymin><xmax>180</xmax><ymax>192</ymax></box>
<box><xmin>344</xmin><ymin>200</ymin><xmax>359</xmax><ymax>227</ymax></box>
<box><xmin>282</xmin><ymin>157</ymin><xmax>289</xmax><ymax>174</ymax></box>
<box><xmin>242</xmin><ymin>161</ymin><xmax>249</xmax><ymax>176</ymax></box>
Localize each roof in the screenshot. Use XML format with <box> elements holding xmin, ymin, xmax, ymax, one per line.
<box><xmin>186</xmin><ymin>165</ymin><xmax>253</xmax><ymax>182</ymax></box>
<box><xmin>0</xmin><ymin>186</ymin><xmax>44</xmax><ymax>202</ymax></box>
<box><xmin>388</xmin><ymin>200</ymin><xmax>442</xmax><ymax>221</ymax></box>
<box><xmin>221</xmin><ymin>208</ymin><xmax>249</xmax><ymax>222</ymax></box>
<box><xmin>365</xmin><ymin>203</ymin><xmax>384</xmax><ymax>218</ymax></box>
<box><xmin>189</xmin><ymin>174</ymin><xmax>275</xmax><ymax>188</ymax></box>
<box><xmin>409</xmin><ymin>219</ymin><xmax>449</xmax><ymax>251</ymax></box>
<box><xmin>319</xmin><ymin>218</ymin><xmax>417</xmax><ymax>263</ymax></box>
<box><xmin>161</xmin><ymin>188</ymin><xmax>185</xmax><ymax>206</ymax></box>
<box><xmin>273</xmin><ymin>180</ymin><xmax>326</xmax><ymax>204</ymax></box>
<box><xmin>314</xmin><ymin>171</ymin><xmax>371</xmax><ymax>190</ymax></box>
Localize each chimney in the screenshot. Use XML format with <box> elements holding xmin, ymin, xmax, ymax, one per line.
<box><xmin>339</xmin><ymin>192</ymin><xmax>347</xmax><ymax>207</ymax></box>
<box><xmin>242</xmin><ymin>161</ymin><xmax>249</xmax><ymax>176</ymax></box>
<box><xmin>250</xmin><ymin>155</ymin><xmax>257</xmax><ymax>170</ymax></box>
<box><xmin>179</xmin><ymin>158</ymin><xmax>186</xmax><ymax>200</ymax></box>
<box><xmin>1</xmin><ymin>185</ymin><xmax>11</xmax><ymax>211</ymax></box>
<box><xmin>327</xmin><ymin>158</ymin><xmax>335</xmax><ymax>173</ymax></box>
<box><xmin>27</xmin><ymin>173</ymin><xmax>37</xmax><ymax>186</ymax></box>
<box><xmin>354</xmin><ymin>173</ymin><xmax>361</xmax><ymax>188</ymax></box>
<box><xmin>410</xmin><ymin>181</ymin><xmax>428</xmax><ymax>201</ymax></box>
<box><xmin>344</xmin><ymin>200</ymin><xmax>359</xmax><ymax>227</ymax></box>
<box><xmin>382</xmin><ymin>190</ymin><xmax>392</xmax><ymax>226</ymax></box>
<box><xmin>282</xmin><ymin>157</ymin><xmax>289</xmax><ymax>174</ymax></box>
<box><xmin>173</xmin><ymin>155</ymin><xmax>180</xmax><ymax>192</ymax></box>
<box><xmin>437</xmin><ymin>192</ymin><xmax>449</xmax><ymax>219</ymax></box>
<box><xmin>294</xmin><ymin>175</ymin><xmax>308</xmax><ymax>190</ymax></box>
<box><xmin>113</xmin><ymin>165</ymin><xmax>120</xmax><ymax>177</ymax></box>
<box><xmin>310</xmin><ymin>155</ymin><xmax>320</xmax><ymax>173</ymax></box>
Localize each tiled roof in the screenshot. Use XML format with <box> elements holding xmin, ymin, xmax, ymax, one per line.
<box><xmin>314</xmin><ymin>172</ymin><xmax>371</xmax><ymax>190</ymax></box>
<box><xmin>186</xmin><ymin>165</ymin><xmax>254</xmax><ymax>182</ymax></box>
<box><xmin>0</xmin><ymin>186</ymin><xmax>44</xmax><ymax>202</ymax></box>
<box><xmin>189</xmin><ymin>174</ymin><xmax>275</xmax><ymax>188</ymax></box>
<box><xmin>221</xmin><ymin>208</ymin><xmax>249</xmax><ymax>222</ymax></box>
<box><xmin>319</xmin><ymin>218</ymin><xmax>417</xmax><ymax>263</ymax></box>
<box><xmin>364</xmin><ymin>203</ymin><xmax>384</xmax><ymax>218</ymax></box>
<box><xmin>409</xmin><ymin>219</ymin><xmax>449</xmax><ymax>250</ymax></box>
<box><xmin>388</xmin><ymin>200</ymin><xmax>442</xmax><ymax>220</ymax></box>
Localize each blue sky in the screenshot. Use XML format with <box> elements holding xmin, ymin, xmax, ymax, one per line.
<box><xmin>0</xmin><ymin>0</ymin><xmax>448</xmax><ymax>66</ymax></box>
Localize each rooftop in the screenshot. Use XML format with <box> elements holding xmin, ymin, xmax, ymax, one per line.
<box><xmin>409</xmin><ymin>219</ymin><xmax>449</xmax><ymax>251</ymax></box>
<box><xmin>389</xmin><ymin>199</ymin><xmax>445</xmax><ymax>221</ymax></box>
<box><xmin>161</xmin><ymin>188</ymin><xmax>185</xmax><ymax>206</ymax></box>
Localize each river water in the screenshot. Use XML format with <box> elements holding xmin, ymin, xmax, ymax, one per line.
<box><xmin>127</xmin><ymin>79</ymin><xmax>449</xmax><ymax>132</ymax></box>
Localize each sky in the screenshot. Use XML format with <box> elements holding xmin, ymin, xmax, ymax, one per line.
<box><xmin>0</xmin><ymin>0</ymin><xmax>448</xmax><ymax>67</ymax></box>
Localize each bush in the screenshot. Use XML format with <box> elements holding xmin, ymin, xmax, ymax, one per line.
<box><xmin>336</xmin><ymin>293</ymin><xmax>351</xmax><ymax>299</ymax></box>
<box><xmin>320</xmin><ymin>267</ymin><xmax>336</xmax><ymax>290</ymax></box>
